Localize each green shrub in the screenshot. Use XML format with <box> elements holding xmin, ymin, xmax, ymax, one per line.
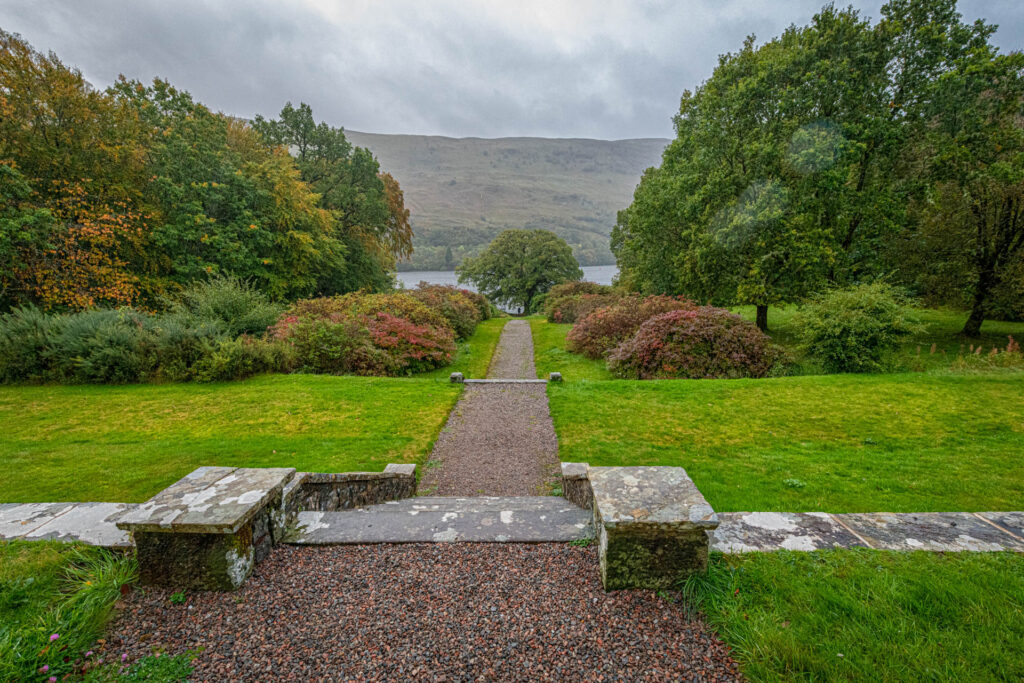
<box><xmin>0</xmin><ymin>306</ymin><xmax>65</xmax><ymax>382</ymax></box>
<box><xmin>542</xmin><ymin>282</ymin><xmax>619</xmax><ymax>323</ymax></box>
<box><xmin>145</xmin><ymin>314</ymin><xmax>225</xmax><ymax>382</ymax></box>
<box><xmin>409</xmin><ymin>284</ymin><xmax>481</xmax><ymax>339</ymax></box>
<box><xmin>364</xmin><ymin>312</ymin><xmax>456</xmax><ymax>374</ymax></box>
<box><xmin>166</xmin><ymin>275</ymin><xmax>283</xmax><ymax>337</ymax></box>
<box><xmin>285</xmin><ymin>317</ymin><xmax>395</xmax><ymax>376</ymax></box>
<box><xmin>794</xmin><ymin>283</ymin><xmax>924</xmax><ymax>373</ymax></box>
<box><xmin>340</xmin><ymin>292</ymin><xmax>451</xmax><ymax>332</ymax></box>
<box><xmin>607</xmin><ymin>307</ymin><xmax>783</xmax><ymax>379</ymax></box>
<box><xmin>50</xmin><ymin>309</ymin><xmax>154</xmax><ymax>384</ymax></box>
<box><xmin>191</xmin><ymin>335</ymin><xmax>295</xmax><ymax>382</ymax></box>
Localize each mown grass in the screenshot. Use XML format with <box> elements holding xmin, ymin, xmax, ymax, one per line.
<box><xmin>0</xmin><ymin>541</ymin><xmax>137</xmax><ymax>681</ymax></box>
<box><xmin>0</xmin><ymin>374</ymin><xmax>461</xmax><ymax>502</ymax></box>
<box><xmin>548</xmin><ymin>372</ymin><xmax>1024</xmax><ymax>512</ymax></box>
<box><xmin>734</xmin><ymin>305</ymin><xmax>1024</xmax><ymax>374</ymax></box>
<box><xmin>419</xmin><ymin>317</ymin><xmax>507</xmax><ymax>379</ymax></box>
<box><xmin>528</xmin><ymin>317</ymin><xmax>612</xmax><ymax>380</ymax></box>
<box><xmin>684</xmin><ymin>550</ymin><xmax>1024</xmax><ymax>681</ymax></box>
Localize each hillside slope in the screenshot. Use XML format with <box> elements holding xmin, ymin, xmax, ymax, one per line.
<box><xmin>345</xmin><ymin>131</ymin><xmax>668</xmax><ymax>270</ymax></box>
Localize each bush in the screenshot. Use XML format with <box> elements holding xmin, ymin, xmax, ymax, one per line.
<box><xmin>456</xmin><ymin>288</ymin><xmax>493</xmax><ymax>321</ymax></box>
<box><xmin>0</xmin><ymin>306</ymin><xmax>65</xmax><ymax>383</ymax></box>
<box><xmin>542</xmin><ymin>282</ymin><xmax>619</xmax><ymax>323</ymax></box>
<box><xmin>165</xmin><ymin>276</ymin><xmax>284</xmax><ymax>337</ymax></box>
<box><xmin>192</xmin><ymin>335</ymin><xmax>295</xmax><ymax>382</ymax></box>
<box><xmin>145</xmin><ymin>314</ymin><xmax>225</xmax><ymax>382</ymax></box>
<box><xmin>566</xmin><ymin>295</ymin><xmax>695</xmax><ymax>359</ymax></box>
<box><xmin>607</xmin><ymin>307</ymin><xmax>782</xmax><ymax>379</ymax></box>
<box><xmin>284</xmin><ymin>317</ymin><xmax>394</xmax><ymax>376</ymax></box>
<box><xmin>364</xmin><ymin>312</ymin><xmax>456</xmax><ymax>374</ymax></box>
<box><xmin>409</xmin><ymin>284</ymin><xmax>481</xmax><ymax>339</ymax></box>
<box><xmin>339</xmin><ymin>292</ymin><xmax>450</xmax><ymax>332</ymax></box>
<box><xmin>793</xmin><ymin>282</ymin><xmax>924</xmax><ymax>373</ymax></box>
<box><xmin>50</xmin><ymin>309</ymin><xmax>153</xmax><ymax>384</ymax></box>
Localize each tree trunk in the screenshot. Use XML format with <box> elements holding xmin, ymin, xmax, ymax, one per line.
<box><xmin>755</xmin><ymin>304</ymin><xmax>769</xmax><ymax>332</ymax></box>
<box><xmin>962</xmin><ymin>270</ymin><xmax>992</xmax><ymax>337</ymax></box>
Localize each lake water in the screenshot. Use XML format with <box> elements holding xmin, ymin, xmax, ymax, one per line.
<box><xmin>396</xmin><ymin>264</ymin><xmax>619</xmax><ymax>290</ymax></box>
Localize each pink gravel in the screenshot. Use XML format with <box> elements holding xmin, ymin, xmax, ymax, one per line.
<box><xmin>105</xmin><ymin>544</ymin><xmax>741</xmax><ymax>681</ymax></box>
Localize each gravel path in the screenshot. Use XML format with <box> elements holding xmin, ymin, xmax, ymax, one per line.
<box><xmin>419</xmin><ymin>319</ymin><xmax>558</xmax><ymax>496</ymax></box>
<box><xmin>418</xmin><ymin>383</ymin><xmax>559</xmax><ymax>496</ymax></box>
<box><xmin>486</xmin><ymin>319</ymin><xmax>535</xmax><ymax>379</ymax></box>
<box><xmin>105</xmin><ymin>544</ymin><xmax>741</xmax><ymax>682</ymax></box>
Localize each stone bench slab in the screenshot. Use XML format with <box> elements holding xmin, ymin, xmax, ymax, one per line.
<box><xmin>978</xmin><ymin>511</ymin><xmax>1024</xmax><ymax>541</ymax></box>
<box><xmin>115</xmin><ymin>466</ymin><xmax>295</xmax><ymax>534</ymax></box>
<box><xmin>710</xmin><ymin>512</ymin><xmax>865</xmax><ymax>553</ymax></box>
<box><xmin>838</xmin><ymin>512</ymin><xmax>1024</xmax><ymax>552</ymax></box>
<box><xmin>1</xmin><ymin>503</ymin><xmax>134</xmax><ymax>547</ymax></box>
<box><xmin>589</xmin><ymin>466</ymin><xmax>718</xmax><ymax>530</ymax></box>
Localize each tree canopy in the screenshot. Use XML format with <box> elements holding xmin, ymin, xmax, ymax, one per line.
<box><xmin>612</xmin><ymin>0</ymin><xmax>1023</xmax><ymax>332</ymax></box>
<box><xmin>0</xmin><ymin>32</ymin><xmax>412</xmax><ymax>311</ymax></box>
<box><xmin>457</xmin><ymin>229</ymin><xmax>582</xmax><ymax>313</ymax></box>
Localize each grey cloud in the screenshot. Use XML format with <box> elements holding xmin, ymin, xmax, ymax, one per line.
<box><xmin>0</xmin><ymin>0</ymin><xmax>1020</xmax><ymax>139</ymax></box>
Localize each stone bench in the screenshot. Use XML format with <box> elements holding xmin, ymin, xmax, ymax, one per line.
<box><xmin>588</xmin><ymin>466</ymin><xmax>718</xmax><ymax>590</ymax></box>
<box><xmin>115</xmin><ymin>467</ymin><xmax>296</xmax><ymax>591</ymax></box>
<box><xmin>283</xmin><ymin>464</ymin><xmax>416</xmax><ymax>519</ymax></box>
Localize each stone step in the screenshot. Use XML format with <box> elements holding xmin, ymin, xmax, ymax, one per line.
<box><xmin>285</xmin><ymin>497</ymin><xmax>594</xmax><ymax>544</ymax></box>
<box><xmin>0</xmin><ymin>502</ymin><xmax>135</xmax><ymax>547</ymax></box>
<box><xmin>399</xmin><ymin>496</ymin><xmax>585</xmax><ymax>512</ymax></box>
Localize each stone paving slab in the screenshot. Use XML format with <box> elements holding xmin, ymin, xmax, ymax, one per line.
<box><xmin>287</xmin><ymin>497</ymin><xmax>594</xmax><ymax>544</ymax></box>
<box><xmin>710</xmin><ymin>512</ymin><xmax>865</xmax><ymax>552</ymax></box>
<box><xmin>837</xmin><ymin>512</ymin><xmax>1024</xmax><ymax>551</ymax></box>
<box><xmin>978</xmin><ymin>511</ymin><xmax>1024</xmax><ymax>541</ymax></box>
<box><xmin>589</xmin><ymin>466</ymin><xmax>718</xmax><ymax>530</ymax></box>
<box><xmin>1</xmin><ymin>502</ymin><xmax>134</xmax><ymax>547</ymax></box>
<box><xmin>116</xmin><ymin>467</ymin><xmax>295</xmax><ymax>534</ymax></box>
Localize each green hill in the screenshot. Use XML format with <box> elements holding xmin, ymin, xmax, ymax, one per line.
<box><xmin>344</xmin><ymin>131</ymin><xmax>668</xmax><ymax>270</ymax></box>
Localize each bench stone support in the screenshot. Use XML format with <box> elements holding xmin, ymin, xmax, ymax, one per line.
<box><xmin>589</xmin><ymin>466</ymin><xmax>718</xmax><ymax>591</ymax></box>
<box><xmin>560</xmin><ymin>462</ymin><xmax>593</xmax><ymax>509</ymax></box>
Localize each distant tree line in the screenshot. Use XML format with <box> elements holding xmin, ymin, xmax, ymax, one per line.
<box><xmin>0</xmin><ymin>31</ymin><xmax>412</xmax><ymax>312</ymax></box>
<box><xmin>612</xmin><ymin>0</ymin><xmax>1024</xmax><ymax>334</ymax></box>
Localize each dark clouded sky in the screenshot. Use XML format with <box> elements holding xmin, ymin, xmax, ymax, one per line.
<box><xmin>1</xmin><ymin>1</ymin><xmax>1021</xmax><ymax>139</ymax></box>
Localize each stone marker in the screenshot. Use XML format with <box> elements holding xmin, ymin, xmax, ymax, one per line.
<box><xmin>589</xmin><ymin>466</ymin><xmax>718</xmax><ymax>590</ymax></box>
<box><xmin>560</xmin><ymin>462</ymin><xmax>592</xmax><ymax>509</ymax></box>
<box><xmin>116</xmin><ymin>467</ymin><xmax>295</xmax><ymax>590</ymax></box>
<box><xmin>450</xmin><ymin>372</ymin><xmax>464</xmax><ymax>383</ymax></box>
<box><xmin>549</xmin><ymin>372</ymin><xmax>562</xmax><ymax>382</ymax></box>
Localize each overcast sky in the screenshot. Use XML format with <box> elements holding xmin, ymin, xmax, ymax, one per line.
<box><xmin>1</xmin><ymin>1</ymin><xmax>1021</xmax><ymax>140</ymax></box>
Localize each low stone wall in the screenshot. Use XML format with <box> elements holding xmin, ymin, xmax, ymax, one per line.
<box><xmin>285</xmin><ymin>464</ymin><xmax>417</xmax><ymax>518</ymax></box>
<box><xmin>560</xmin><ymin>462</ymin><xmax>593</xmax><ymax>510</ymax></box>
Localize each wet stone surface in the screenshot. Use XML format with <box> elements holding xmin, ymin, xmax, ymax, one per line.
<box><xmin>287</xmin><ymin>496</ymin><xmax>593</xmax><ymax>543</ymax></box>
<box><xmin>710</xmin><ymin>512</ymin><xmax>865</xmax><ymax>552</ymax></box>
<box><xmin>0</xmin><ymin>502</ymin><xmax>134</xmax><ymax>547</ymax></box>
<box><xmin>838</xmin><ymin>512</ymin><xmax>1024</xmax><ymax>551</ymax></box>
<box><xmin>979</xmin><ymin>511</ymin><xmax>1024</xmax><ymax>540</ymax></box>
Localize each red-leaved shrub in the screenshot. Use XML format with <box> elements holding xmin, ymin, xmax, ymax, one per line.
<box><xmin>543</xmin><ymin>282</ymin><xmax>619</xmax><ymax>323</ymax></box>
<box><xmin>566</xmin><ymin>295</ymin><xmax>695</xmax><ymax>359</ymax></box>
<box><xmin>607</xmin><ymin>307</ymin><xmax>782</xmax><ymax>379</ymax></box>
<box><xmin>363</xmin><ymin>312</ymin><xmax>455</xmax><ymax>373</ymax></box>
<box><xmin>409</xmin><ymin>284</ymin><xmax>482</xmax><ymax>339</ymax></box>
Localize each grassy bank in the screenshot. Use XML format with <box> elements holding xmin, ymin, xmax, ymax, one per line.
<box><xmin>548</xmin><ymin>373</ymin><xmax>1024</xmax><ymax>512</ymax></box>
<box><xmin>529</xmin><ymin>318</ymin><xmax>612</xmax><ymax>380</ymax></box>
<box><xmin>685</xmin><ymin>550</ymin><xmax>1024</xmax><ymax>681</ymax></box>
<box><xmin>0</xmin><ymin>374</ymin><xmax>461</xmax><ymax>502</ymax></box>
<box><xmin>0</xmin><ymin>541</ymin><xmax>137</xmax><ymax>680</ymax></box>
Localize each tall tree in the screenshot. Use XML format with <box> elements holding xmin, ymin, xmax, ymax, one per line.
<box><xmin>457</xmin><ymin>229</ymin><xmax>582</xmax><ymax>313</ymax></box>
<box><xmin>254</xmin><ymin>103</ymin><xmax>413</xmax><ymax>292</ymax></box>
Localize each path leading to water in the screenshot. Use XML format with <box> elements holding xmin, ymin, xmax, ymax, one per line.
<box><xmin>418</xmin><ymin>320</ymin><xmax>559</xmax><ymax>496</ymax></box>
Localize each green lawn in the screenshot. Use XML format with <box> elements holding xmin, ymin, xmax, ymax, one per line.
<box><xmin>735</xmin><ymin>305</ymin><xmax>1024</xmax><ymax>374</ymax></box>
<box><xmin>529</xmin><ymin>317</ymin><xmax>612</xmax><ymax>380</ymax></box>
<box><xmin>0</xmin><ymin>374</ymin><xmax>461</xmax><ymax>502</ymax></box>
<box><xmin>419</xmin><ymin>317</ymin><xmax>507</xmax><ymax>379</ymax></box>
<box><xmin>548</xmin><ymin>372</ymin><xmax>1024</xmax><ymax>512</ymax></box>
<box><xmin>685</xmin><ymin>550</ymin><xmax>1024</xmax><ymax>681</ymax></box>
